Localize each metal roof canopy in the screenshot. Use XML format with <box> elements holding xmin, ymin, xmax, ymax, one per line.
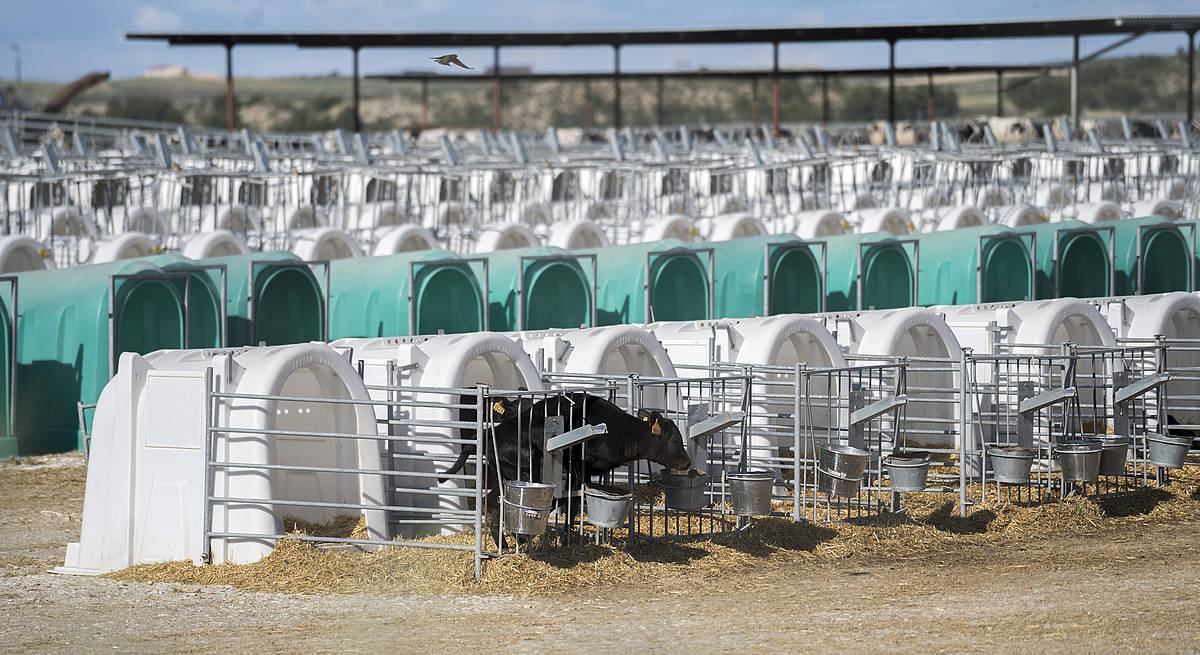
<box><xmin>127</xmin><ymin>16</ymin><xmax>1200</xmax><ymax>47</ymax></box>
<box><xmin>126</xmin><ymin>15</ymin><xmax>1200</xmax><ymax>135</ymax></box>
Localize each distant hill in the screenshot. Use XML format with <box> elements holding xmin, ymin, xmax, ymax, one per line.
<box><xmin>1</xmin><ymin>51</ymin><xmax>1192</xmax><ymax>131</ymax></box>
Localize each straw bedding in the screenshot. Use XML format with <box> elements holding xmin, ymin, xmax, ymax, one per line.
<box><xmin>109</xmin><ymin>459</ymin><xmax>1200</xmax><ymax>596</ymax></box>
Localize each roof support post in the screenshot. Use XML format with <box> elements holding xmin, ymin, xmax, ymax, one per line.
<box><xmin>751</xmin><ymin>77</ymin><xmax>760</xmax><ymax>127</ymax></box>
<box><xmin>656</xmin><ymin>75</ymin><xmax>665</xmax><ymax>126</ymax></box>
<box><xmin>1070</xmin><ymin>33</ymin><xmax>1080</xmax><ymax>138</ymax></box>
<box><xmin>420</xmin><ymin>78</ymin><xmax>429</xmax><ymax>130</ymax></box>
<box><xmin>351</xmin><ymin>46</ymin><xmax>362</xmax><ymax>133</ymax></box>
<box><xmin>887</xmin><ymin>38</ymin><xmax>896</xmax><ymax>125</ymax></box>
<box><xmin>771</xmin><ymin>41</ymin><xmax>780</xmax><ymax>137</ymax></box>
<box><xmin>584</xmin><ymin>79</ymin><xmax>593</xmax><ymax>129</ymax></box>
<box><xmin>224</xmin><ymin>42</ymin><xmax>235</xmax><ymax>132</ymax></box>
<box><xmin>492</xmin><ymin>46</ymin><xmax>501</xmax><ymax>133</ymax></box>
<box><xmin>1188</xmin><ymin>30</ymin><xmax>1196</xmax><ymax>128</ymax></box>
<box><xmin>821</xmin><ymin>73</ymin><xmax>830</xmax><ymax>123</ymax></box>
<box><xmin>996</xmin><ymin>70</ymin><xmax>1004</xmax><ymax>117</ymax></box>
<box><xmin>926</xmin><ymin>71</ymin><xmax>934</xmax><ymax>121</ymax></box>
<box><xmin>613</xmin><ymin>45</ymin><xmax>622</xmax><ymax>129</ymax></box>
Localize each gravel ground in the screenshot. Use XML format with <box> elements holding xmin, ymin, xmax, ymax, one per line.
<box><xmin>2</xmin><ymin>453</ymin><xmax>1198</xmax><ymax>654</ymax></box>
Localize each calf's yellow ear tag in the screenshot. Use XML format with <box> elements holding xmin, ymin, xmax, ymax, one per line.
<box><xmin>492</xmin><ymin>401</ymin><xmax>505</xmax><ymax>415</ymax></box>
<box><xmin>651</xmin><ymin>419</ymin><xmax>662</xmax><ymax>436</ymax></box>
<box><xmin>642</xmin><ymin>416</ymin><xmax>649</xmax><ymax>422</ymax></box>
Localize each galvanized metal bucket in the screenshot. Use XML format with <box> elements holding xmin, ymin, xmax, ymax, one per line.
<box><xmin>987</xmin><ymin>445</ymin><xmax>1036</xmax><ymax>484</ymax></box>
<box><xmin>818</xmin><ymin>444</ymin><xmax>870</xmax><ymax>480</ymax></box>
<box><xmin>1054</xmin><ymin>439</ymin><xmax>1102</xmax><ymax>483</ymax></box>
<box><xmin>583</xmin><ymin>487</ymin><xmax>632</xmax><ymax>529</ymax></box>
<box><xmin>1146</xmin><ymin>432</ymin><xmax>1192</xmax><ymax>469</ymax></box>
<box><xmin>501</xmin><ymin>481</ymin><xmax>556</xmax><ymax>535</ymax></box>
<box><xmin>883</xmin><ymin>451</ymin><xmax>931</xmax><ymax>492</ymax></box>
<box><xmin>657</xmin><ymin>469</ymin><xmax>709</xmax><ymax>510</ymax></box>
<box><xmin>727</xmin><ymin>470</ymin><xmax>774</xmax><ymax>516</ymax></box>
<box><xmin>816</xmin><ymin>467</ymin><xmax>862</xmax><ymax>498</ymax></box>
<box><xmin>1097</xmin><ymin>435</ymin><xmax>1131</xmax><ymax>476</ymax></box>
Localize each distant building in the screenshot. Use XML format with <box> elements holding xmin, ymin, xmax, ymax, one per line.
<box><xmin>144</xmin><ymin>65</ymin><xmax>191</xmax><ymax>79</ymax></box>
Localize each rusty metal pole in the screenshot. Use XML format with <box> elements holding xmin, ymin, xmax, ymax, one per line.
<box><xmin>887</xmin><ymin>39</ymin><xmax>896</xmax><ymax>125</ymax></box>
<box><xmin>771</xmin><ymin>42</ymin><xmax>780</xmax><ymax>137</ymax></box>
<box><xmin>996</xmin><ymin>70</ymin><xmax>1004</xmax><ymax>117</ymax></box>
<box><xmin>224</xmin><ymin>42</ymin><xmax>235</xmax><ymax>132</ymax></box>
<box><xmin>926</xmin><ymin>71</ymin><xmax>934</xmax><ymax>121</ymax></box>
<box><xmin>492</xmin><ymin>46</ymin><xmax>501</xmax><ymax>133</ymax></box>
<box><xmin>751</xmin><ymin>77</ymin><xmax>760</xmax><ymax>127</ymax></box>
<box><xmin>420</xmin><ymin>78</ymin><xmax>429</xmax><ymax>130</ymax></box>
<box><xmin>351</xmin><ymin>46</ymin><xmax>361</xmax><ymax>133</ymax></box>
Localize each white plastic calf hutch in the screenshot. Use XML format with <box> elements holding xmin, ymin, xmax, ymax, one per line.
<box><xmin>331</xmin><ymin>333</ymin><xmax>543</xmax><ymax>536</ymax></box>
<box><xmin>290</xmin><ymin>227</ymin><xmax>364</xmax><ymax>261</ymax></box>
<box><xmin>58</xmin><ymin>344</ymin><xmax>386</xmax><ymax>574</ymax></box>
<box><xmin>548</xmin><ymin>220</ymin><xmax>610</xmax><ymax>250</ymax></box>
<box><xmin>180</xmin><ymin>230</ymin><xmax>250</xmax><ymax>260</ymax></box>
<box><xmin>1097</xmin><ymin>292</ymin><xmax>1200</xmax><ymax>431</ymax></box>
<box><xmin>371</xmin><ymin>225</ymin><xmax>439</xmax><ymax>255</ymax></box>
<box><xmin>0</xmin><ymin>235</ymin><xmax>55</xmax><ymax>273</ymax></box>
<box><xmin>648</xmin><ymin>316</ymin><xmax>847</xmax><ymax>477</ymax></box>
<box><xmin>818</xmin><ymin>308</ymin><xmax>964</xmax><ymax>450</ymax></box>
<box><xmin>511</xmin><ymin>325</ymin><xmax>676</xmax><ymax>378</ymax></box>
<box><xmin>938</xmin><ymin>299</ymin><xmax>1118</xmax><ymax>433</ymax></box>
<box><xmin>938</xmin><ymin>298</ymin><xmax>1117</xmax><ymax>355</ymax></box>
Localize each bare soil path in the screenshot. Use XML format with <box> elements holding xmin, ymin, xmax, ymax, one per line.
<box><xmin>2</xmin><ymin>454</ymin><xmax>1197</xmax><ymax>654</ymax></box>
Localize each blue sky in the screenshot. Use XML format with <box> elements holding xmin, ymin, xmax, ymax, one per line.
<box><xmin>3</xmin><ymin>0</ymin><xmax>1197</xmax><ymax>81</ymax></box>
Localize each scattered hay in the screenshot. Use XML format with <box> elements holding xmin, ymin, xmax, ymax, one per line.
<box><xmin>107</xmin><ymin>464</ymin><xmax>1200</xmax><ymax>597</ymax></box>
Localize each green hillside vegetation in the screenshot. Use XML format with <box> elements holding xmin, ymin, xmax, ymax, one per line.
<box><xmin>0</xmin><ymin>51</ymin><xmax>1192</xmax><ymax>131</ymax></box>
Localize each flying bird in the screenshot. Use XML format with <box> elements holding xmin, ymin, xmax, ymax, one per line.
<box><xmin>431</xmin><ymin>54</ymin><xmax>472</xmax><ymax>69</ymax></box>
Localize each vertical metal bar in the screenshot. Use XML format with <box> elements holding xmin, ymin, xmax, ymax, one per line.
<box><xmin>959</xmin><ymin>354</ymin><xmax>969</xmax><ymax>517</ymax></box>
<box><xmin>247</xmin><ymin>262</ymin><xmax>257</xmax><ymax>345</ymax></box>
<box><xmin>583</xmin><ymin>79</ymin><xmax>593</xmax><ymax>130</ymax></box>
<box><xmin>1070</xmin><ymin>34</ymin><xmax>1080</xmax><ymax>138</ymax></box>
<box><xmin>351</xmin><ymin>47</ymin><xmax>362</xmax><ymax>134</ymax></box>
<box><xmin>926</xmin><ymin>72</ymin><xmax>934</xmax><ymax>121</ymax></box>
<box><xmin>183</xmin><ymin>274</ymin><xmax>191</xmax><ymax>349</ymax></box>
<box><xmin>821</xmin><ymin>74</ymin><xmax>830</xmax><ymax>124</ymax></box>
<box><xmin>218</xmin><ymin>266</ymin><xmax>228</xmax><ymax>347</ymax></box>
<box><xmin>792</xmin><ymin>363</ymin><xmax>803</xmax><ymax>523</ymax></box>
<box><xmin>474</xmin><ymin>384</ymin><xmax>485</xmax><ymax>579</ymax></box>
<box><xmin>201</xmin><ymin>366</ymin><xmax>215</xmax><ymax>564</ymax></box>
<box><xmin>751</xmin><ymin>77</ymin><xmax>759</xmax><ymax>127</ymax></box>
<box><xmin>224</xmin><ymin>43</ymin><xmax>235</xmax><ymax>132</ymax></box>
<box><xmin>420</xmin><ymin>78</ymin><xmax>429</xmax><ymax>130</ymax></box>
<box><xmin>480</xmin><ymin>259</ymin><xmax>490</xmax><ymax>332</ymax></box>
<box><xmin>407</xmin><ymin>262</ymin><xmax>417</xmax><ymax>335</ymax></box>
<box><xmin>613</xmin><ymin>45</ymin><xmax>622</xmax><ymax>130</ymax></box>
<box><xmin>887</xmin><ymin>39</ymin><xmax>897</xmax><ymax>126</ymax></box>
<box><xmin>492</xmin><ymin>46</ymin><xmax>502</xmax><ymax>133</ymax></box>
<box><xmin>771</xmin><ymin>42</ymin><xmax>780</xmax><ymax>137</ymax></box>
<box><xmin>108</xmin><ymin>276</ymin><xmax>116</xmax><ymax>378</ymax></box>
<box><xmin>656</xmin><ymin>75</ymin><xmax>665</xmax><ymax>127</ymax></box>
<box><xmin>1188</xmin><ymin>30</ymin><xmax>1196</xmax><ymax>128</ymax></box>
<box><xmin>996</xmin><ymin>70</ymin><xmax>1004</xmax><ymax>117</ymax></box>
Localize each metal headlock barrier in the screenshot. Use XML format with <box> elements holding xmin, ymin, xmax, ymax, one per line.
<box><xmin>186</xmin><ymin>334</ymin><xmax>1197</xmax><ymax>578</ymax></box>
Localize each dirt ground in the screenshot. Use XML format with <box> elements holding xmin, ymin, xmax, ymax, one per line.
<box><xmin>2</xmin><ymin>453</ymin><xmax>1199</xmax><ymax>654</ymax></box>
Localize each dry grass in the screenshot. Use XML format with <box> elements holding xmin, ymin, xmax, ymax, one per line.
<box><xmin>108</xmin><ymin>460</ymin><xmax>1200</xmax><ymax>596</ymax></box>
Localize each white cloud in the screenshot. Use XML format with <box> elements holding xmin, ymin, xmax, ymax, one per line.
<box><xmin>133</xmin><ymin>5</ymin><xmax>184</xmax><ymax>31</ymax></box>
